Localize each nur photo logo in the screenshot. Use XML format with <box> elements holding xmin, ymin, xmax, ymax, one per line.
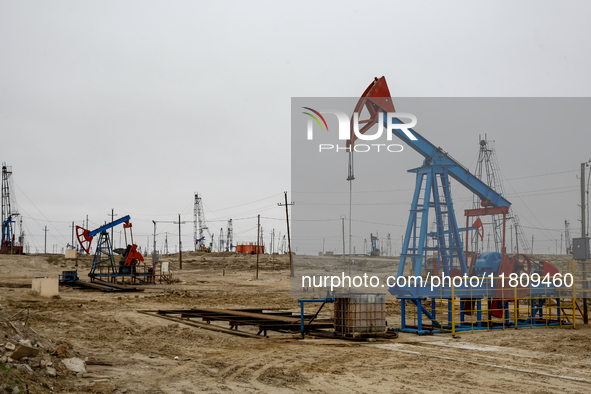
<box><xmin>302</xmin><ymin>107</ymin><xmax>418</xmax><ymax>153</ymax></box>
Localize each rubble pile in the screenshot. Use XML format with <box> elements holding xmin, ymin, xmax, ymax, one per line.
<box><xmin>0</xmin><ymin>304</ymin><xmax>86</xmax><ymax>392</ymax></box>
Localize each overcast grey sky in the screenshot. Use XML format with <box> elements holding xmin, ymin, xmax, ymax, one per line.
<box><xmin>1</xmin><ymin>1</ymin><xmax>590</xmax><ymax>254</ymax></box>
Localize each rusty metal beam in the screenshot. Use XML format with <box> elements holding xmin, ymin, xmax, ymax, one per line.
<box><xmin>138</xmin><ymin>310</ymin><xmax>268</xmax><ymax>339</ymax></box>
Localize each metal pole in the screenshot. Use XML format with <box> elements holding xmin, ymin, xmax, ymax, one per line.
<box><xmin>111</xmin><ymin>209</ymin><xmax>114</xmax><ymax>244</ymax></box>
<box><xmin>179</xmin><ymin>214</ymin><xmax>182</xmax><ymax>270</ymax></box>
<box><xmin>256</xmin><ymin>214</ymin><xmax>260</xmax><ymax>280</ymax></box>
<box><xmin>152</xmin><ymin>220</ymin><xmax>156</xmax><ymax>254</ymax></box>
<box><xmin>43</xmin><ymin>226</ymin><xmax>47</xmax><ymax>254</ymax></box>
<box><xmin>581</xmin><ymin>163</ymin><xmax>588</xmax><ymax>324</ymax></box>
<box><xmin>515</xmin><ymin>223</ymin><xmax>518</xmax><ymax>254</ymax></box>
<box><xmin>272</xmin><ymin>228</ymin><xmax>275</xmax><ymax>270</ymax></box>
<box><xmin>278</xmin><ymin>192</ymin><xmax>294</xmax><ymax>277</ymax></box>
<box><xmin>341</xmin><ymin>217</ymin><xmax>346</xmax><ymax>258</ymax></box>
<box><xmin>582</xmin><ymin>163</ymin><xmax>586</xmax><ymax>238</ymax></box>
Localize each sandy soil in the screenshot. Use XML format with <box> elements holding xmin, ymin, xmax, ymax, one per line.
<box><xmin>1</xmin><ymin>252</ymin><xmax>591</xmax><ymax>393</ymax></box>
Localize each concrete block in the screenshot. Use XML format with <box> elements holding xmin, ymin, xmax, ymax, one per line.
<box><xmin>31</xmin><ymin>277</ymin><xmax>59</xmax><ymax>298</ymax></box>
<box><xmin>11</xmin><ymin>345</ymin><xmax>40</xmax><ymax>360</ymax></box>
<box><xmin>65</xmin><ymin>249</ymin><xmax>77</xmax><ymax>259</ymax></box>
<box><xmin>62</xmin><ymin>357</ymin><xmax>86</xmax><ymax>373</ymax></box>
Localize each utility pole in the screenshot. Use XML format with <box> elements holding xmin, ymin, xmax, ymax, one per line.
<box><xmin>43</xmin><ymin>226</ymin><xmax>48</xmax><ymax>254</ymax></box>
<box><xmin>178</xmin><ymin>214</ymin><xmax>183</xmax><ymax>270</ymax></box>
<box><xmin>531</xmin><ymin>235</ymin><xmax>534</xmax><ymax>255</ymax></box>
<box><xmin>278</xmin><ymin>192</ymin><xmax>294</xmax><ymax>277</ymax></box>
<box><xmin>271</xmin><ymin>228</ymin><xmax>275</xmax><ymax>270</ymax></box>
<box><xmin>515</xmin><ymin>224</ymin><xmax>519</xmax><ymax>254</ymax></box>
<box><xmin>70</xmin><ymin>221</ymin><xmax>74</xmax><ymax>247</ymax></box>
<box><xmin>153</xmin><ymin>217</ymin><xmax>187</xmax><ymax>268</ymax></box>
<box><xmin>582</xmin><ymin>162</ymin><xmax>587</xmax><ymax>238</ymax></box>
<box><xmin>341</xmin><ymin>217</ymin><xmax>346</xmax><ymax>258</ymax></box>
<box><xmin>152</xmin><ymin>220</ymin><xmax>157</xmax><ymax>259</ymax></box>
<box><xmin>110</xmin><ymin>209</ymin><xmax>118</xmax><ymax>244</ymax></box>
<box><xmin>581</xmin><ymin>162</ymin><xmax>589</xmax><ymax>324</ymax></box>
<box><xmin>256</xmin><ymin>214</ymin><xmax>260</xmax><ymax>280</ymax></box>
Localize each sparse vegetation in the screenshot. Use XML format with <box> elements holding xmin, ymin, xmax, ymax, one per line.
<box><xmin>46</xmin><ymin>255</ymin><xmax>60</xmax><ymax>265</ymax></box>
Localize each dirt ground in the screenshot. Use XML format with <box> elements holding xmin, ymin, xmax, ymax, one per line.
<box><xmin>1</xmin><ymin>252</ymin><xmax>591</xmax><ymax>393</ymax></box>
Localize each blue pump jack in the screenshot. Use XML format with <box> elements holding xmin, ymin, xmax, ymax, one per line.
<box><xmin>349</xmin><ymin>77</ymin><xmax>567</xmax><ymax>333</ymax></box>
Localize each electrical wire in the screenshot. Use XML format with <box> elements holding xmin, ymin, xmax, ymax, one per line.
<box><xmin>504</xmin><ymin>169</ymin><xmax>578</xmax><ymax>181</ymax></box>
<box><xmin>11</xmin><ymin>180</ymin><xmax>69</xmax><ymax>245</ymax></box>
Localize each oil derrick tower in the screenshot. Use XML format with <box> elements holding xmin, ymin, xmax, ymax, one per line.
<box><xmin>193</xmin><ymin>194</ymin><xmax>198</xmax><ymax>251</ymax></box>
<box><xmin>219</xmin><ymin>228</ymin><xmax>225</xmax><ymax>252</ymax></box>
<box><xmin>565</xmin><ymin>220</ymin><xmax>572</xmax><ymax>254</ymax></box>
<box><xmin>471</xmin><ymin>137</ymin><xmax>529</xmax><ymax>254</ymax></box>
<box><xmin>370</xmin><ymin>233</ymin><xmax>380</xmax><ymax>256</ymax></box>
<box><xmin>1</xmin><ymin>164</ymin><xmax>23</xmax><ymax>254</ymax></box>
<box><xmin>226</xmin><ymin>219</ymin><xmax>233</xmax><ymax>252</ymax></box>
<box><xmin>194</xmin><ymin>193</ymin><xmax>211</xmax><ymax>250</ymax></box>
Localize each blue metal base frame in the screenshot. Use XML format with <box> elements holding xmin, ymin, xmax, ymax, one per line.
<box><xmin>398</xmin><ymin>296</ymin><xmax>573</xmax><ymax>335</ymax></box>
<box><xmin>298</xmin><ymin>298</ymin><xmax>334</xmax><ymax>338</ymax></box>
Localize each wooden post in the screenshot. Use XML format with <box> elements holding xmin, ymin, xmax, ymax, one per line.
<box><xmin>256</xmin><ymin>214</ymin><xmax>260</xmax><ymax>280</ymax></box>
<box><xmin>179</xmin><ymin>214</ymin><xmax>182</xmax><ymax>270</ymax></box>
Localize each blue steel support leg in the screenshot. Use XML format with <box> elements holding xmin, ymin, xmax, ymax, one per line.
<box><xmin>448</xmin><ymin>298</ymin><xmax>452</xmax><ymax>326</ymax></box>
<box><xmin>477</xmin><ymin>300</ymin><xmax>482</xmax><ymax>328</ymax></box>
<box><xmin>416</xmin><ymin>299</ymin><xmax>423</xmax><ymax>332</ymax></box>
<box><xmin>431</xmin><ymin>298</ymin><xmax>436</xmax><ymax>321</ymax></box>
<box><xmin>400</xmin><ymin>299</ymin><xmax>406</xmax><ymax>330</ymax></box>
<box><xmin>398</xmin><ymin>173</ymin><xmax>425</xmax><ymax>278</ymax></box>
<box><xmin>441</xmin><ymin>168</ymin><xmax>467</xmax><ymax>274</ymax></box>
<box><xmin>414</xmin><ymin>170</ymin><xmax>433</xmax><ymax>277</ymax></box>
<box><xmin>460</xmin><ymin>299</ymin><xmax>465</xmax><ymax>324</ymax></box>
<box><xmin>431</xmin><ymin>172</ymin><xmax>450</xmax><ymax>275</ymax></box>
<box><xmin>299</xmin><ymin>301</ymin><xmax>304</xmax><ymax>338</ymax></box>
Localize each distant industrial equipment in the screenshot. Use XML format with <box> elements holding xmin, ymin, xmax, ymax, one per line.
<box><xmin>236</xmin><ymin>243</ymin><xmax>264</xmax><ymax>254</ymax></box>
<box><xmin>226</xmin><ymin>219</ymin><xmax>233</xmax><ymax>252</ymax></box>
<box><xmin>218</xmin><ymin>227</ymin><xmax>225</xmax><ymax>252</ymax></box>
<box><xmin>471</xmin><ymin>137</ymin><xmax>529</xmax><ymax>254</ymax></box>
<box><xmin>1</xmin><ymin>163</ymin><xmax>24</xmax><ymax>254</ymax></box>
<box><xmin>370</xmin><ymin>233</ymin><xmax>380</xmax><ymax>256</ymax></box>
<box><xmin>194</xmin><ymin>193</ymin><xmax>212</xmax><ymax>251</ymax></box>
<box><xmin>565</xmin><ymin>220</ymin><xmax>573</xmax><ymax>254</ymax></box>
